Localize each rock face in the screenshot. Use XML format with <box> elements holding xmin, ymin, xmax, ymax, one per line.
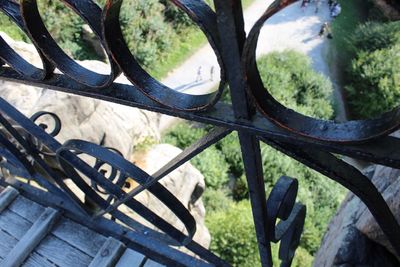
<box><xmin>0</xmin><ymin>32</ymin><xmax>160</xmax><ymax>158</ymax></box>
<box><xmin>313</xmin><ymin>164</ymin><xmax>400</xmax><ymax>266</ymax></box>
<box><xmin>127</xmin><ymin>144</ymin><xmax>211</xmax><ymax>248</ymax></box>
<box><xmin>0</xmin><ymin>32</ymin><xmax>210</xmax><ymax>248</ymax></box>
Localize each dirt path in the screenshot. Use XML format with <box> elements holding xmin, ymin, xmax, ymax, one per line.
<box><xmin>160</xmin><ymin>0</ymin><xmax>345</xmax><ymax>131</ymax></box>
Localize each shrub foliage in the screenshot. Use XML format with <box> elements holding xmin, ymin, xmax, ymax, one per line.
<box><xmin>345</xmin><ymin>21</ymin><xmax>400</xmax><ymax>118</ymax></box>
<box><xmin>163</xmin><ymin>51</ymin><xmax>345</xmax><ymax>265</ymax></box>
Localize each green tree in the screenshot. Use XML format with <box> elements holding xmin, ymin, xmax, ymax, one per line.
<box><xmin>345</xmin><ymin>21</ymin><xmax>400</xmax><ymax>118</ymax></box>
<box><xmin>346</xmin><ymin>45</ymin><xmax>400</xmax><ymax>118</ymax></box>
<box><xmin>162</xmin><ymin>123</ymin><xmax>229</xmax><ymax>189</ymax></box>
<box><xmin>348</xmin><ymin>21</ymin><xmax>400</xmax><ymax>53</ymax></box>
<box><xmin>37</xmin><ymin>0</ymin><xmax>100</xmax><ymax>60</ymax></box>
<box><xmin>258</xmin><ymin>50</ymin><xmax>334</xmax><ymax>119</ymax></box>
<box><xmin>206</xmin><ymin>201</ymin><xmax>260</xmax><ymax>267</ymax></box>
<box><xmin>0</xmin><ymin>14</ymin><xmax>29</xmax><ymax>42</ymax></box>
<box><xmin>162</xmin><ymin>51</ymin><xmax>345</xmax><ymax>263</ymax></box>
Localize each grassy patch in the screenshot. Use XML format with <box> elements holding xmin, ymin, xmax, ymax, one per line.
<box><xmin>0</xmin><ymin>0</ymin><xmax>254</xmax><ymax>80</ymax></box>
<box><xmin>150</xmin><ymin>27</ymin><xmax>208</xmax><ymax>79</ymax></box>
<box><xmin>152</xmin><ymin>0</ymin><xmax>254</xmax><ymax>79</ymax></box>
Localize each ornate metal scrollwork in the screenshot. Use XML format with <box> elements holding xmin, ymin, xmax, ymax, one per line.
<box><xmin>266</xmin><ymin>176</ymin><xmax>306</xmax><ymax>267</ymax></box>
<box><xmin>0</xmin><ymin>0</ymin><xmax>54</xmax><ymax>80</ymax></box>
<box><xmin>20</xmin><ymin>0</ymin><xmax>120</xmax><ymax>88</ymax></box>
<box><xmin>0</xmin><ymin>99</ymin><xmax>197</xmax><ymax>240</ymax></box>
<box><xmin>0</xmin><ymin>0</ymin><xmax>399</xmax><ymax>265</ymax></box>
<box><xmin>243</xmin><ymin>0</ymin><xmax>400</xmax><ymax>142</ymax></box>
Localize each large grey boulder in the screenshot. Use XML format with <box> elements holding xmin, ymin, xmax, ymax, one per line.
<box><xmin>126</xmin><ymin>144</ymin><xmax>211</xmax><ymax>249</ymax></box>
<box><xmin>0</xmin><ymin>32</ymin><xmax>160</xmax><ymax>158</ymax></box>
<box><xmin>313</xmin><ymin>164</ymin><xmax>400</xmax><ymax>266</ymax></box>
<box><xmin>0</xmin><ymin>32</ymin><xmax>210</xmax><ymax>249</ymax></box>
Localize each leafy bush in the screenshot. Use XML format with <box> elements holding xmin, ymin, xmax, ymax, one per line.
<box><xmin>291</xmin><ymin>247</ymin><xmax>314</xmax><ymax>267</ymax></box>
<box><xmin>117</xmin><ymin>0</ymin><xmax>175</xmax><ymax>68</ymax></box>
<box><xmin>37</xmin><ymin>0</ymin><xmax>99</xmax><ymax>60</ymax></box>
<box><xmin>206</xmin><ymin>201</ymin><xmax>260</xmax><ymax>267</ymax></box>
<box><xmin>162</xmin><ymin>51</ymin><xmax>345</xmax><ymax>262</ymax></box>
<box><xmin>258</xmin><ymin>51</ymin><xmax>334</xmax><ymax>119</ymax></box>
<box><xmin>161</xmin><ymin>123</ymin><xmax>207</xmax><ymax>148</ymax></box>
<box><xmin>231</xmin><ymin>175</ymin><xmax>249</xmax><ymax>201</ymax></box>
<box><xmin>345</xmin><ymin>21</ymin><xmax>400</xmax><ymax>118</ymax></box>
<box><xmin>192</xmin><ymin>147</ymin><xmax>229</xmax><ymax>189</ymax></box>
<box><xmin>207</xmin><ymin>201</ymin><xmax>314</xmax><ymax>267</ymax></box>
<box><xmin>202</xmin><ymin>188</ymin><xmax>233</xmax><ymax>214</ymax></box>
<box><xmin>160</xmin><ymin>0</ymin><xmax>194</xmax><ymax>28</ymax></box>
<box><xmin>349</xmin><ymin>21</ymin><xmax>400</xmax><ymax>53</ymax></box>
<box><xmin>0</xmin><ymin>14</ymin><xmax>30</xmax><ymax>42</ymax></box>
<box><xmin>162</xmin><ymin>123</ymin><xmax>228</xmax><ymax>189</ymax></box>
<box><xmin>216</xmin><ymin>132</ymin><xmax>244</xmax><ymax>177</ymax></box>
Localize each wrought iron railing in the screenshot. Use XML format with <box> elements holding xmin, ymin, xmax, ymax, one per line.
<box><xmin>0</xmin><ymin>0</ymin><xmax>399</xmax><ymax>266</ymax></box>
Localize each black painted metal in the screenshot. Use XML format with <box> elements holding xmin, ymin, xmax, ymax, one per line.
<box><xmin>0</xmin><ymin>0</ymin><xmax>399</xmax><ymax>266</ymax></box>
<box><xmin>243</xmin><ymin>0</ymin><xmax>400</xmax><ymax>142</ymax></box>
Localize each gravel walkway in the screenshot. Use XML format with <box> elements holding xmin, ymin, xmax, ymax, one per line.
<box><xmin>160</xmin><ymin>0</ymin><xmax>345</xmax><ymax>130</ymax></box>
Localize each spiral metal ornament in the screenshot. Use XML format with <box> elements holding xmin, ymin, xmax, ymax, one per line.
<box><xmin>102</xmin><ymin>0</ymin><xmax>226</xmax><ymax>111</ymax></box>
<box><xmin>20</xmin><ymin>0</ymin><xmax>120</xmax><ymax>88</ymax></box>
<box><xmin>243</xmin><ymin>0</ymin><xmax>400</xmax><ymax>143</ymax></box>
<box><xmin>30</xmin><ymin>111</ymin><xmax>62</xmax><ymax>137</ymax></box>
<box><xmin>0</xmin><ymin>0</ymin><xmax>400</xmax><ymax>265</ymax></box>
<box><xmin>0</xmin><ymin>97</ymin><xmax>201</xmax><ymax>247</ymax></box>
<box><xmin>266</xmin><ymin>176</ymin><xmax>306</xmax><ymax>267</ymax></box>
<box><xmin>91</xmin><ymin>147</ymin><xmax>125</xmax><ymax>195</ymax></box>
<box><xmin>0</xmin><ymin>0</ymin><xmax>54</xmax><ymax>80</ymax></box>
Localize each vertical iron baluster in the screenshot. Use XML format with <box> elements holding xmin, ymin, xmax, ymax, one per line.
<box><xmin>213</xmin><ymin>1</ymin><xmax>273</xmax><ymax>266</ymax></box>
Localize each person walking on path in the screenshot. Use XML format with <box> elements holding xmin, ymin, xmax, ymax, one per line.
<box><xmin>318</xmin><ymin>22</ymin><xmax>332</xmax><ymax>38</ymax></box>
<box><xmin>196</xmin><ymin>66</ymin><xmax>202</xmax><ymax>82</ymax></box>
<box><xmin>331</xmin><ymin>2</ymin><xmax>341</xmax><ymax>18</ymax></box>
<box><xmin>301</xmin><ymin>0</ymin><xmax>309</xmax><ymax>12</ymax></box>
<box><xmin>315</xmin><ymin>0</ymin><xmax>321</xmax><ymax>13</ymax></box>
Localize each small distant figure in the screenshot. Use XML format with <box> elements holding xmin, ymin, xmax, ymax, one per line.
<box><xmin>210</xmin><ymin>66</ymin><xmax>214</xmax><ymax>81</ymax></box>
<box><xmin>301</xmin><ymin>0</ymin><xmax>309</xmax><ymax>12</ymax></box>
<box><xmin>331</xmin><ymin>2</ymin><xmax>341</xmax><ymax>18</ymax></box>
<box><xmin>328</xmin><ymin>0</ymin><xmax>334</xmax><ymax>8</ymax></box>
<box><xmin>319</xmin><ymin>22</ymin><xmax>332</xmax><ymax>39</ymax></box>
<box><xmin>315</xmin><ymin>0</ymin><xmax>321</xmax><ymax>13</ymax></box>
<box><xmin>196</xmin><ymin>66</ymin><xmax>202</xmax><ymax>82</ymax></box>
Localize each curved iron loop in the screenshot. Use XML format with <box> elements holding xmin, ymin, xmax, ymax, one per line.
<box><xmin>0</xmin><ymin>97</ymin><xmax>198</xmax><ymax>249</ymax></box>
<box><xmin>266</xmin><ymin>176</ymin><xmax>306</xmax><ymax>267</ymax></box>
<box><xmin>0</xmin><ymin>115</ymin><xmax>80</xmax><ymax>201</ymax></box>
<box><xmin>102</xmin><ymin>0</ymin><xmax>226</xmax><ymax>111</ymax></box>
<box><xmin>91</xmin><ymin>147</ymin><xmax>125</xmax><ymax>195</ymax></box>
<box><xmin>0</xmin><ymin>97</ymin><xmax>92</xmax><ymax>212</ymax></box>
<box><xmin>0</xmin><ymin>98</ymin><xmax>204</xmax><ymax>253</ymax></box>
<box><xmin>0</xmin><ymin>136</ymin><xmax>33</xmax><ymax>178</ymax></box>
<box><xmin>56</xmin><ymin>139</ymin><xmax>197</xmax><ymax>246</ymax></box>
<box><xmin>243</xmin><ymin>0</ymin><xmax>400</xmax><ymax>143</ymax></box>
<box><xmin>261</xmin><ymin>136</ymin><xmax>400</xmax><ymax>257</ymax></box>
<box><xmin>0</xmin><ymin>0</ymin><xmax>54</xmax><ymax>80</ymax></box>
<box><xmin>92</xmin><ymin>163</ymin><xmax>119</xmax><ymax>194</ymax></box>
<box><xmin>0</xmin><ymin>119</ymin><xmax>67</xmax><ymax>195</ymax></box>
<box><xmin>29</xmin><ymin>111</ymin><xmax>62</xmax><ymax>163</ymax></box>
<box><xmin>30</xmin><ymin>111</ymin><xmax>62</xmax><ymax>137</ymax></box>
<box><xmin>20</xmin><ymin>0</ymin><xmax>121</xmax><ymax>88</ymax></box>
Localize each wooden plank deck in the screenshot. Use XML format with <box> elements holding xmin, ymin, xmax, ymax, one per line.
<box><xmin>2</xmin><ymin>208</ymin><xmax>61</xmax><ymax>267</ymax></box>
<box><xmin>0</xmin><ymin>186</ymin><xmax>166</xmax><ymax>267</ymax></box>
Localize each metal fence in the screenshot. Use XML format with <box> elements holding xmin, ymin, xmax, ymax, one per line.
<box><xmin>0</xmin><ymin>0</ymin><xmax>399</xmax><ymax>266</ymax></box>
